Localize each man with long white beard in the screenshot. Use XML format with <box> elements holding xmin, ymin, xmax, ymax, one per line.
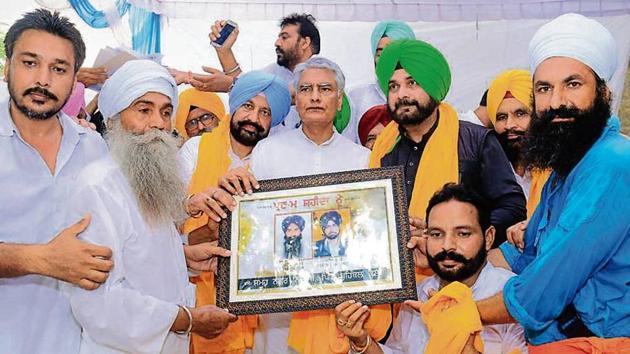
<box><xmin>65</xmin><ymin>60</ymin><xmax>237</xmax><ymax>354</ymax></box>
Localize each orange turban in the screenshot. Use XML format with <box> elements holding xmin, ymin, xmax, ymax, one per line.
<box><xmin>174</xmin><ymin>88</ymin><xmax>226</xmax><ymax>140</ymax></box>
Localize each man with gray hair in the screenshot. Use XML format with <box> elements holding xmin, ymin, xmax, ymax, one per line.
<box><xmin>65</xmin><ymin>59</ymin><xmax>237</xmax><ymax>354</ymax></box>
<box><xmin>217</xmin><ymin>56</ymin><xmax>379</xmax><ymax>353</ymax></box>
<box><xmin>247</xmin><ymin>56</ymin><xmax>369</xmax><ymax>180</ymax></box>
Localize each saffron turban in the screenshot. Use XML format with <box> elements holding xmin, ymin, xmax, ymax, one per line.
<box><xmin>370</xmin><ymin>20</ymin><xmax>415</xmax><ymax>57</ymax></box>
<box><xmin>358</xmin><ymin>104</ymin><xmax>392</xmax><ymax>146</ymax></box>
<box><xmin>528</xmin><ymin>13</ymin><xmax>617</xmax><ymax>81</ymax></box>
<box><xmin>62</xmin><ymin>82</ymin><xmax>86</xmax><ymax>117</ymax></box>
<box><xmin>486</xmin><ymin>69</ymin><xmax>532</xmax><ymax>126</ymax></box>
<box><xmin>376</xmin><ymin>39</ymin><xmax>451</xmax><ymax>102</ymax></box>
<box><xmin>282</xmin><ymin>215</ymin><xmax>306</xmax><ymax>233</ymax></box>
<box><xmin>228</xmin><ymin>70</ymin><xmax>291</xmax><ymax>128</ymax></box>
<box><xmin>174</xmin><ymin>88</ymin><xmax>226</xmax><ymax>139</ymax></box>
<box><xmin>98</xmin><ymin>60</ymin><xmax>178</xmax><ymax>122</ymax></box>
<box><xmin>319</xmin><ymin>210</ymin><xmax>342</xmax><ymax>230</ymax></box>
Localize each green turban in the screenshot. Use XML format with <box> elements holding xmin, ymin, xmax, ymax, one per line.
<box><xmin>376</xmin><ymin>39</ymin><xmax>451</xmax><ymax>102</ymax></box>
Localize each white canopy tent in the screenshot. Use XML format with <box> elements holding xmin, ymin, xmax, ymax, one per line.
<box><xmin>2</xmin><ymin>0</ymin><xmax>630</xmax><ymax>113</ymax></box>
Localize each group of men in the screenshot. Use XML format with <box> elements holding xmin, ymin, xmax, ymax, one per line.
<box><xmin>0</xmin><ymin>6</ymin><xmax>628</xmax><ymax>354</ymax></box>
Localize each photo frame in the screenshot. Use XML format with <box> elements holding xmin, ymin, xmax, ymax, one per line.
<box><xmin>216</xmin><ymin>166</ymin><xmax>417</xmax><ymax>315</ymax></box>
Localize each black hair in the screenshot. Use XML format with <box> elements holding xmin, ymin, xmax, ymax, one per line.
<box><xmin>425</xmin><ymin>183</ymin><xmax>491</xmax><ymax>232</ymax></box>
<box><xmin>5</xmin><ymin>9</ymin><xmax>86</xmax><ymax>73</ymax></box>
<box><xmin>479</xmin><ymin>89</ymin><xmax>488</xmax><ymax>107</ymax></box>
<box><xmin>279</xmin><ymin>13</ymin><xmax>320</xmax><ymax>55</ymax></box>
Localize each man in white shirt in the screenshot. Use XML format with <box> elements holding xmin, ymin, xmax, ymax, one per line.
<box><xmin>0</xmin><ymin>10</ymin><xmax>114</xmax><ymax>354</ymax></box>
<box><xmin>177</xmin><ymin>70</ymin><xmax>291</xmax><ymax>354</ymax></box>
<box><xmin>66</xmin><ymin>59</ymin><xmax>237</xmax><ymax>354</ymax></box>
<box><xmin>335</xmin><ymin>183</ymin><xmax>526</xmax><ymax>354</ymax></box>
<box><xmin>219</xmin><ymin>56</ymin><xmax>371</xmax><ymax>353</ymax></box>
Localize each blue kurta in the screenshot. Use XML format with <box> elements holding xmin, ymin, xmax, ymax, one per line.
<box><xmin>499</xmin><ymin>116</ymin><xmax>630</xmax><ymax>345</ymax></box>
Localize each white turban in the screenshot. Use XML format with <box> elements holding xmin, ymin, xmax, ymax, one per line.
<box><xmin>98</xmin><ymin>59</ymin><xmax>178</xmax><ymax>121</ymax></box>
<box><xmin>528</xmin><ymin>13</ymin><xmax>617</xmax><ymax>81</ymax></box>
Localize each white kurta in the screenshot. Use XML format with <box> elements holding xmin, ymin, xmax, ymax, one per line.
<box><xmin>380</xmin><ymin>262</ymin><xmax>527</xmax><ymax>354</ymax></box>
<box><xmin>178</xmin><ymin>134</ymin><xmax>252</xmax><ymax>186</ymax></box>
<box><xmin>251</xmin><ymin>126</ymin><xmax>370</xmax><ymax>180</ymax></box>
<box><xmin>65</xmin><ymin>156</ymin><xmax>195</xmax><ymax>354</ymax></box>
<box><xmin>249</xmin><ymin>126</ymin><xmax>370</xmax><ymax>353</ymax></box>
<box><xmin>0</xmin><ymin>100</ymin><xmax>109</xmax><ymax>354</ymax></box>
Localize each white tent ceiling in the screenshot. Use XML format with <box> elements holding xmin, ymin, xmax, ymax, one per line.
<box><xmin>129</xmin><ymin>0</ymin><xmax>630</xmax><ymax>21</ymax></box>
<box><xmin>3</xmin><ymin>1</ymin><xmax>630</xmax><ymax>114</ymax></box>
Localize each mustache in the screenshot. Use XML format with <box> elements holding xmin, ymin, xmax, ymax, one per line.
<box><xmin>431</xmin><ymin>250</ymin><xmax>469</xmax><ymax>263</ymax></box>
<box><xmin>237</xmin><ymin>120</ymin><xmax>264</xmax><ymax>133</ymax></box>
<box><xmin>23</xmin><ymin>86</ymin><xmax>58</xmax><ymax>101</ymax></box>
<box><xmin>505</xmin><ymin>129</ymin><xmax>525</xmax><ymax>137</ymax></box>
<box><xmin>394</xmin><ymin>98</ymin><xmax>420</xmax><ymax>111</ymax></box>
<box><xmin>537</xmin><ymin>105</ymin><xmax>582</xmax><ymax>123</ymax></box>
<box><xmin>275</xmin><ymin>47</ymin><xmax>284</xmax><ymax>56</ymax></box>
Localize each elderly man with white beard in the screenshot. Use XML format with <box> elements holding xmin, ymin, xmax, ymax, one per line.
<box><xmin>64</xmin><ymin>60</ymin><xmax>237</xmax><ymax>354</ymax></box>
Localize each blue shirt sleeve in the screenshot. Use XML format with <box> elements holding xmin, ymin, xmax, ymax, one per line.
<box><xmin>503</xmin><ymin>153</ymin><xmax>630</xmax><ymax>342</ymax></box>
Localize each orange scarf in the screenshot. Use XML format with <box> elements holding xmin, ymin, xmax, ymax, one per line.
<box><xmin>528</xmin><ymin>337</ymin><xmax>630</xmax><ymax>354</ymax></box>
<box><xmin>526</xmin><ymin>169</ymin><xmax>551</xmax><ymax>219</ymax></box>
<box><xmin>185</xmin><ymin>119</ymin><xmax>258</xmax><ymax>354</ymax></box>
<box><xmin>369</xmin><ymin>103</ymin><xmax>459</xmax><ymax>218</ymax></box>
<box><xmin>420</xmin><ymin>281</ymin><xmax>484</xmax><ymax>354</ymax></box>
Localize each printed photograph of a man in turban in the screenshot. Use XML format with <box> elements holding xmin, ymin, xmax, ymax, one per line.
<box><xmin>281</xmin><ymin>215</ymin><xmax>306</xmax><ymax>259</ymax></box>
<box><xmin>314</xmin><ymin>210</ymin><xmax>347</xmax><ymax>258</ymax></box>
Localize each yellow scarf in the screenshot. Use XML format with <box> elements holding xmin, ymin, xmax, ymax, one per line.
<box><xmin>183</xmin><ymin>118</ymin><xmax>231</xmax><ymax>235</ymax></box>
<box><xmin>526</xmin><ymin>169</ymin><xmax>551</xmax><ymax>219</ymax></box>
<box><xmin>185</xmin><ymin>118</ymin><xmax>258</xmax><ymax>354</ymax></box>
<box><xmin>420</xmin><ymin>281</ymin><xmax>484</xmax><ymax>354</ymax></box>
<box><xmin>369</xmin><ymin>103</ymin><xmax>460</xmax><ymax>218</ymax></box>
<box><xmin>287</xmin><ymin>306</ymin><xmax>392</xmax><ymax>354</ymax></box>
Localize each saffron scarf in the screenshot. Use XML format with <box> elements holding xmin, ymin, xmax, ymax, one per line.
<box><xmin>369</xmin><ymin>103</ymin><xmax>459</xmax><ymax>219</ymax></box>
<box><xmin>184</xmin><ymin>119</ymin><xmax>258</xmax><ymax>354</ymax></box>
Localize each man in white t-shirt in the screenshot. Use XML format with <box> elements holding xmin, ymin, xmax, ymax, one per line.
<box><xmin>335</xmin><ymin>184</ymin><xmax>526</xmax><ymax>354</ymax></box>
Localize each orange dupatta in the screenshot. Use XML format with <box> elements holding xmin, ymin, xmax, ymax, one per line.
<box><xmin>185</xmin><ymin>119</ymin><xmax>258</xmax><ymax>354</ymax></box>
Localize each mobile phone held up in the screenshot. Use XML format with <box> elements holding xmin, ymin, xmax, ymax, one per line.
<box><xmin>211</xmin><ymin>20</ymin><xmax>237</xmax><ymax>47</ymax></box>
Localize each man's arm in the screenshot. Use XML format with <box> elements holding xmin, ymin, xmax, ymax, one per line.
<box><xmin>209</xmin><ymin>20</ymin><xmax>242</xmax><ymax>77</ymax></box>
<box><xmin>487</xmin><ymin>248</ymin><xmax>511</xmax><ymax>271</ymax></box>
<box><xmin>476</xmin><ymin>292</ymin><xmax>516</xmax><ymax>325</ymax></box>
<box><xmin>478</xmin><ymin>132</ymin><xmax>527</xmax><ymax>246</ymax></box>
<box><xmin>0</xmin><ymin>215</ymin><xmax>113</xmax><ymax>290</ymax></box>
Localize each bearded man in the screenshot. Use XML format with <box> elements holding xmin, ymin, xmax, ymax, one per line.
<box><xmin>369</xmin><ymin>39</ymin><xmax>526</xmax><ymax>254</ymax></box>
<box><xmin>479</xmin><ymin>13</ymin><xmax>630</xmax><ymax>353</ymax></box>
<box><xmin>65</xmin><ymin>60</ymin><xmax>237</xmax><ymax>354</ymax></box>
<box><xmin>334</xmin><ymin>183</ymin><xmax>527</xmax><ymax>353</ymax></box>
<box><xmin>0</xmin><ymin>9</ymin><xmax>114</xmax><ymax>353</ymax></box>
<box><xmin>179</xmin><ymin>70</ymin><xmax>291</xmax><ymax>354</ymax></box>
<box><xmin>486</xmin><ymin>69</ymin><xmax>550</xmax><ymax>217</ymax></box>
<box><xmin>282</xmin><ymin>215</ymin><xmax>306</xmax><ymax>259</ymax></box>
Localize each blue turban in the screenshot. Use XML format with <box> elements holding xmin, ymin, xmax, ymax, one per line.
<box><xmin>370</xmin><ymin>20</ymin><xmax>416</xmax><ymax>57</ymax></box>
<box><xmin>228</xmin><ymin>70</ymin><xmax>291</xmax><ymax>127</ymax></box>
<box><xmin>282</xmin><ymin>215</ymin><xmax>306</xmax><ymax>233</ymax></box>
<box><xmin>98</xmin><ymin>60</ymin><xmax>178</xmax><ymax>122</ymax></box>
<box><xmin>319</xmin><ymin>211</ymin><xmax>342</xmax><ymax>230</ymax></box>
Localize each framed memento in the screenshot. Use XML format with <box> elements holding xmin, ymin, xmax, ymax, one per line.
<box><xmin>216</xmin><ymin>166</ymin><xmax>417</xmax><ymax>315</ymax></box>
